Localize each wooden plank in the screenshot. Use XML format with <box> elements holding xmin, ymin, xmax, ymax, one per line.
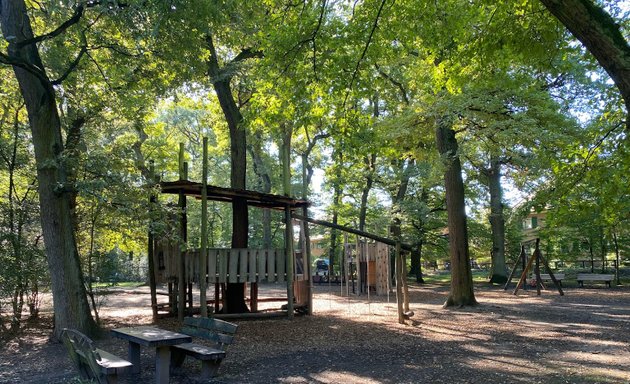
<box><xmin>248</xmin><ymin>249</ymin><xmax>257</xmax><ymax>283</ymax></box>
<box><xmin>268</xmin><ymin>249</ymin><xmax>276</xmax><ymax>282</ymax></box>
<box><xmin>257</xmin><ymin>249</ymin><xmax>266</xmax><ymax>282</ymax></box>
<box><xmin>229</xmin><ymin>249</ymin><xmax>239</xmax><ymax>283</ymax></box>
<box><xmin>218</xmin><ymin>249</ymin><xmax>228</xmax><ymax>283</ymax></box>
<box><xmin>208</xmin><ymin>249</ymin><xmax>217</xmax><ymax>283</ymax></box>
<box><xmin>577</xmin><ymin>273</ymin><xmax>614</xmax><ymax>281</ymax></box>
<box><xmin>239</xmin><ymin>249</ymin><xmax>248</xmax><ymax>283</ymax></box>
<box><xmin>276</xmin><ymin>248</ymin><xmax>285</xmax><ymax>283</ymax></box>
<box><xmin>540</xmin><ymin>273</ymin><xmax>565</xmax><ymax>280</ymax></box>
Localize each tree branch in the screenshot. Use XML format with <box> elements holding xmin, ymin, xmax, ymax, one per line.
<box><xmin>0</xmin><ymin>51</ymin><xmax>50</xmax><ymax>85</ymax></box>
<box><xmin>230</xmin><ymin>47</ymin><xmax>264</xmax><ymax>65</ymax></box>
<box><xmin>51</xmin><ymin>45</ymin><xmax>87</xmax><ymax>85</ymax></box>
<box><xmin>16</xmin><ymin>4</ymin><xmax>86</xmax><ymax>48</ymax></box>
<box><xmin>343</xmin><ymin>0</ymin><xmax>389</xmax><ymax>107</ymax></box>
<box><xmin>375</xmin><ymin>63</ymin><xmax>409</xmax><ymax>104</ymax></box>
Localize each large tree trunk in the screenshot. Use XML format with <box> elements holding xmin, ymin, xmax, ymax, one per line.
<box><xmin>435</xmin><ymin>121</ymin><xmax>477</xmax><ymax>308</ymax></box>
<box><xmin>329</xmin><ymin>148</ymin><xmax>343</xmax><ymax>275</ymax></box>
<box><xmin>207</xmin><ymin>35</ymin><xmax>249</xmax><ymax>313</ymax></box>
<box><xmin>486</xmin><ymin>157</ymin><xmax>507</xmax><ymax>284</ymax></box>
<box><xmin>540</xmin><ymin>0</ymin><xmax>630</xmax><ymax>129</ymax></box>
<box><xmin>247</xmin><ymin>132</ymin><xmax>272</xmax><ymax>247</ymax></box>
<box><xmin>388</xmin><ymin>159</ymin><xmax>412</xmax><ymax>283</ymax></box>
<box><xmin>1</xmin><ymin>0</ymin><xmax>96</xmax><ymax>338</ymax></box>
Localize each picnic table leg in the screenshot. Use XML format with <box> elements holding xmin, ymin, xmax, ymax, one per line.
<box><xmin>155</xmin><ymin>345</ymin><xmax>171</xmax><ymax>384</ymax></box>
<box><xmin>128</xmin><ymin>341</ymin><xmax>141</xmax><ymax>374</ymax></box>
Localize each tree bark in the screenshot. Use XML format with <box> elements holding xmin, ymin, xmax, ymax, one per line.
<box><xmin>388</xmin><ymin>159</ymin><xmax>413</xmax><ymax>283</ymax></box>
<box><xmin>486</xmin><ymin>157</ymin><xmax>507</xmax><ymax>284</ymax></box>
<box><xmin>540</xmin><ymin>0</ymin><xmax>630</xmax><ymax>129</ymax></box>
<box><xmin>329</xmin><ymin>148</ymin><xmax>343</xmax><ymax>275</ymax></box>
<box><xmin>207</xmin><ymin>34</ymin><xmax>250</xmax><ymax>313</ymax></box>
<box><xmin>435</xmin><ymin>120</ymin><xmax>477</xmax><ymax>308</ymax></box>
<box><xmin>359</xmin><ymin>154</ymin><xmax>376</xmax><ymax>232</ymax></box>
<box><xmin>1</xmin><ymin>0</ymin><xmax>96</xmax><ymax>338</ymax></box>
<box><xmin>247</xmin><ymin>132</ymin><xmax>272</xmax><ymax>247</ymax></box>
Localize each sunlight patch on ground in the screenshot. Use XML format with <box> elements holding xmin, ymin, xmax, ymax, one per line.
<box><xmin>418</xmin><ymin>325</ymin><xmax>492</xmax><ymax>342</ymax></box>
<box><xmin>278</xmin><ymin>375</ymin><xmax>310</xmax><ymax>383</ymax></box>
<box><xmin>559</xmin><ymin>350</ymin><xmax>630</xmax><ymax>364</ymax></box>
<box><xmin>557</xmin><ymin>336</ymin><xmax>628</xmax><ymax>349</ymax></box>
<box><xmin>461</xmin><ymin>344</ymin><xmax>496</xmax><ymax>354</ymax></box>
<box><xmin>465</xmin><ymin>354</ymin><xmax>540</xmax><ymax>375</ymax></box>
<box><xmin>591</xmin><ymin>311</ymin><xmax>630</xmax><ymax>321</ymax></box>
<box><xmin>309</xmin><ymin>370</ymin><xmax>383</xmax><ymax>384</ymax></box>
<box><xmin>550</xmin><ymin>354</ymin><xmax>630</xmax><ymax>382</ymax></box>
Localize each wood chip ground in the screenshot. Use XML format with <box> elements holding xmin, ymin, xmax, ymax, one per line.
<box><xmin>1</xmin><ymin>282</ymin><xmax>629</xmax><ymax>383</ymax></box>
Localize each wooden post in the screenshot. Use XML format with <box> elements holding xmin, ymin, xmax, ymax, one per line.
<box><xmin>200</xmin><ymin>137</ymin><xmax>209</xmax><ymax>317</ymax></box>
<box><xmin>147</xmin><ymin>161</ymin><xmax>159</xmax><ymax>322</ymax></box>
<box><xmin>395</xmin><ymin>240</ymin><xmax>405</xmax><ymax>324</ymax></box>
<box><xmin>402</xmin><ymin>251</ymin><xmax>410</xmax><ymax>313</ymax></box>
<box><xmin>177</xmin><ymin>143</ymin><xmax>187</xmax><ymax>322</ymax></box>
<box><xmin>534</xmin><ymin>243</ymin><xmax>542</xmax><ymax>296</ymax></box>
<box><xmin>513</xmin><ymin>248</ymin><xmax>537</xmax><ymax>296</ymax></box>
<box><xmin>302</xmin><ymin>206</ymin><xmax>313</xmax><ymax>315</ymax></box>
<box><xmin>536</xmin><ymin>240</ymin><xmax>564</xmax><ymax>296</ymax></box>
<box><xmin>285</xmin><ymin>206</ymin><xmax>295</xmax><ymax>318</ymax></box>
<box><xmin>504</xmin><ymin>245</ymin><xmax>525</xmax><ymax>290</ymax></box>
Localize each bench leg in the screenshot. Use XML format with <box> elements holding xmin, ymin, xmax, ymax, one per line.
<box><xmin>170</xmin><ymin>348</ymin><xmax>186</xmax><ymax>368</ymax></box>
<box><xmin>578</xmin><ymin>281</ymin><xmax>583</xmax><ymax>288</ymax></box>
<box><xmin>200</xmin><ymin>359</ymin><xmax>222</xmax><ymax>379</ymax></box>
<box><xmin>128</xmin><ymin>342</ymin><xmax>141</xmax><ymax>374</ymax></box>
<box><xmin>155</xmin><ymin>346</ymin><xmax>171</xmax><ymax>384</ymax></box>
<box><xmin>105</xmin><ymin>373</ymin><xmax>118</xmax><ymax>384</ymax></box>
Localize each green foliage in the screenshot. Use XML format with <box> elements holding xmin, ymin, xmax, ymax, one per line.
<box><xmin>1</xmin><ymin>0</ymin><xmax>628</xmax><ymax>316</ymax></box>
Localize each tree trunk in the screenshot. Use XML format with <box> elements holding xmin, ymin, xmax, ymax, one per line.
<box><xmin>329</xmin><ymin>147</ymin><xmax>343</xmax><ymax>275</ymax></box>
<box><xmin>1</xmin><ymin>0</ymin><xmax>96</xmax><ymax>338</ymax></box>
<box><xmin>540</xmin><ymin>0</ymin><xmax>630</xmax><ymax>130</ymax></box>
<box><xmin>410</xmin><ymin>242</ymin><xmax>425</xmax><ymax>283</ymax></box>
<box><xmin>389</xmin><ymin>159</ymin><xmax>413</xmax><ymax>283</ymax></box>
<box><xmin>247</xmin><ymin>132</ymin><xmax>272</xmax><ymax>247</ymax></box>
<box><xmin>435</xmin><ymin>121</ymin><xmax>477</xmax><ymax>308</ymax></box>
<box><xmin>207</xmin><ymin>35</ymin><xmax>249</xmax><ymax>313</ymax></box>
<box><xmin>359</xmin><ymin>154</ymin><xmax>376</xmax><ymax>232</ymax></box>
<box><xmin>486</xmin><ymin>157</ymin><xmax>507</xmax><ymax>284</ymax></box>
<box><xmin>599</xmin><ymin>226</ymin><xmax>606</xmax><ymax>273</ymax></box>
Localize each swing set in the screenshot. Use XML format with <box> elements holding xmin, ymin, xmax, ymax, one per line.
<box><xmin>504</xmin><ymin>238</ymin><xmax>564</xmax><ymax>296</ymax></box>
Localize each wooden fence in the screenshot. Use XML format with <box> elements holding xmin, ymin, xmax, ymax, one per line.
<box><xmin>177</xmin><ymin>248</ymin><xmax>288</xmax><ymax>284</ymax></box>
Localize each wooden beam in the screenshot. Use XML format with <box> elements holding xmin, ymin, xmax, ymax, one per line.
<box><xmin>292</xmin><ymin>213</ymin><xmax>413</xmax><ymax>252</ymax></box>
<box><xmin>200</xmin><ymin>137</ymin><xmax>208</xmax><ymax>317</ymax></box>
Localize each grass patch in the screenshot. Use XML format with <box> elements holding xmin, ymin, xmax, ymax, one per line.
<box><xmin>92</xmin><ymin>281</ymin><xmax>145</xmax><ymax>289</ymax></box>
<box><xmin>421</xmin><ymin>270</ymin><xmax>490</xmax><ymax>284</ymax></box>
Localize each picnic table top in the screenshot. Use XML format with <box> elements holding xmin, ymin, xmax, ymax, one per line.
<box><xmin>111</xmin><ymin>326</ymin><xmax>192</xmax><ymax>347</ymax></box>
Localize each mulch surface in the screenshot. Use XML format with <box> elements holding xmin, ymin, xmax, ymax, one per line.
<box><xmin>1</xmin><ymin>282</ymin><xmax>629</xmax><ymax>383</ymax></box>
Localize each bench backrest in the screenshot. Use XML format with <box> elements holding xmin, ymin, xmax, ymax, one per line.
<box><xmin>61</xmin><ymin>328</ymin><xmax>107</xmax><ymax>384</ymax></box>
<box><xmin>576</xmin><ymin>273</ymin><xmax>614</xmax><ymax>280</ymax></box>
<box><xmin>181</xmin><ymin>317</ymin><xmax>238</xmax><ymax>350</ymax></box>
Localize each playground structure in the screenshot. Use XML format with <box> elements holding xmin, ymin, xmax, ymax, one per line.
<box><xmin>147</xmin><ymin>142</ymin><xmax>312</xmax><ymax>320</ymax></box>
<box><xmin>504</xmin><ymin>238</ymin><xmax>564</xmax><ymax>296</ymax></box>
<box><xmin>343</xmin><ymin>236</ymin><xmax>390</xmax><ymax>296</ymax></box>
<box><xmin>147</xmin><ymin>140</ymin><xmax>415</xmax><ymax>323</ymax></box>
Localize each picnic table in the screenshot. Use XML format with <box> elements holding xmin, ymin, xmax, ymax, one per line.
<box><xmin>111</xmin><ymin>326</ymin><xmax>192</xmax><ymax>384</ymax></box>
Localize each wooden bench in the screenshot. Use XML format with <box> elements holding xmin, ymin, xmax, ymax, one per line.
<box><xmin>539</xmin><ymin>273</ymin><xmax>565</xmax><ymax>286</ymax></box>
<box><xmin>61</xmin><ymin>328</ymin><xmax>133</xmax><ymax>384</ymax></box>
<box><xmin>170</xmin><ymin>317</ymin><xmax>238</xmax><ymax>379</ymax></box>
<box><xmin>577</xmin><ymin>273</ymin><xmax>614</xmax><ymax>287</ymax></box>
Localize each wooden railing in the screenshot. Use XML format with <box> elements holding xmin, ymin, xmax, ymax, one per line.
<box><xmin>184</xmin><ymin>248</ymin><xmax>287</xmax><ymax>284</ymax></box>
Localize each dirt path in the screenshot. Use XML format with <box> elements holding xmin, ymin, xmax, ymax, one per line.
<box><xmin>1</xmin><ymin>283</ymin><xmax>629</xmax><ymax>383</ymax></box>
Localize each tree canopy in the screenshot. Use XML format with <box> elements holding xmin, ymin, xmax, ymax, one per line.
<box><xmin>0</xmin><ymin>0</ymin><xmax>628</xmax><ymax>331</ymax></box>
